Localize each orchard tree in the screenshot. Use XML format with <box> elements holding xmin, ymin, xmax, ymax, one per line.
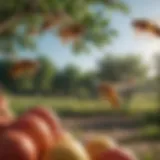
<box><xmin>34</xmin><ymin>56</ymin><xmax>56</xmax><ymax>94</ymax></box>
<box><xmin>0</xmin><ymin>59</ymin><xmax>12</xmax><ymax>89</ymax></box>
<box><xmin>97</xmin><ymin>54</ymin><xmax>147</xmax><ymax>82</ymax></box>
<box><xmin>78</xmin><ymin>71</ymin><xmax>97</xmax><ymax>97</ymax></box>
<box><xmin>53</xmin><ymin>64</ymin><xmax>80</xmax><ymax>95</ymax></box>
<box><xmin>0</xmin><ymin>0</ymin><xmax>128</xmax><ymax>54</ymax></box>
<box><xmin>97</xmin><ymin>54</ymin><xmax>148</xmax><ymax>108</ymax></box>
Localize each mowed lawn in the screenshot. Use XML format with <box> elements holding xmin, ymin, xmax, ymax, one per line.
<box><xmin>8</xmin><ymin>92</ymin><xmax>158</xmax><ymax>116</ymax></box>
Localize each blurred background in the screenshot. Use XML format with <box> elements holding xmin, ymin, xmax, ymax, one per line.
<box><xmin>0</xmin><ymin>0</ymin><xmax>160</xmax><ymax>159</ymax></box>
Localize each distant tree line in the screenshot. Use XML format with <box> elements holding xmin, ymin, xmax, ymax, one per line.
<box><xmin>0</xmin><ymin>54</ymin><xmax>147</xmax><ymax>98</ymax></box>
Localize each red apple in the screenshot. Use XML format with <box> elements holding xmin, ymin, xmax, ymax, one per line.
<box><xmin>25</xmin><ymin>106</ymin><xmax>63</xmax><ymax>140</ymax></box>
<box><xmin>0</xmin><ymin>94</ymin><xmax>8</xmax><ymax>109</ymax></box>
<box><xmin>98</xmin><ymin>147</ymin><xmax>137</xmax><ymax>160</ymax></box>
<box><xmin>84</xmin><ymin>134</ymin><xmax>117</xmax><ymax>160</ymax></box>
<box><xmin>0</xmin><ymin>130</ymin><xmax>38</xmax><ymax>160</ymax></box>
<box><xmin>10</xmin><ymin>114</ymin><xmax>53</xmax><ymax>154</ymax></box>
<box><xmin>0</xmin><ymin>116</ymin><xmax>13</xmax><ymax>135</ymax></box>
<box><xmin>0</xmin><ymin>95</ymin><xmax>14</xmax><ymax>119</ymax></box>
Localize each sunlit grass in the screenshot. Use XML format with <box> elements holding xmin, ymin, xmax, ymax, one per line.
<box><xmin>130</xmin><ymin>93</ymin><xmax>158</xmax><ymax>113</ymax></box>
<box><xmin>7</xmin><ymin>93</ymin><xmax>158</xmax><ymax>116</ymax></box>
<box><xmin>140</xmin><ymin>125</ymin><xmax>160</xmax><ymax>139</ymax></box>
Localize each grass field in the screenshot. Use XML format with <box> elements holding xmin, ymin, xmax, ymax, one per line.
<box><xmin>8</xmin><ymin>92</ymin><xmax>158</xmax><ymax>116</ymax></box>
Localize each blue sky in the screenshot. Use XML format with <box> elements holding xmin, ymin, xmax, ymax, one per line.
<box><xmin>21</xmin><ymin>0</ymin><xmax>160</xmax><ymax>73</ymax></box>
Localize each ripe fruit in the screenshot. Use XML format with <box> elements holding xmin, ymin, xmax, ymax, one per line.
<box><xmin>0</xmin><ymin>130</ymin><xmax>38</xmax><ymax>160</ymax></box>
<box><xmin>84</xmin><ymin>134</ymin><xmax>116</xmax><ymax>160</ymax></box>
<box><xmin>0</xmin><ymin>95</ymin><xmax>14</xmax><ymax>119</ymax></box>
<box><xmin>11</xmin><ymin>114</ymin><xmax>53</xmax><ymax>153</ymax></box>
<box><xmin>25</xmin><ymin>106</ymin><xmax>63</xmax><ymax>140</ymax></box>
<box><xmin>60</xmin><ymin>131</ymin><xmax>77</xmax><ymax>143</ymax></box>
<box><xmin>0</xmin><ymin>117</ymin><xmax>12</xmax><ymax>135</ymax></box>
<box><xmin>98</xmin><ymin>147</ymin><xmax>137</xmax><ymax>160</ymax></box>
<box><xmin>43</xmin><ymin>137</ymin><xmax>90</xmax><ymax>160</ymax></box>
<box><xmin>0</xmin><ymin>94</ymin><xmax>8</xmax><ymax>109</ymax></box>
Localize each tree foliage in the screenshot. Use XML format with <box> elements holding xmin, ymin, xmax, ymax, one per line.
<box><xmin>53</xmin><ymin>64</ymin><xmax>80</xmax><ymax>95</ymax></box>
<box><xmin>0</xmin><ymin>54</ymin><xmax>147</xmax><ymax>97</ymax></box>
<box><xmin>33</xmin><ymin>56</ymin><xmax>56</xmax><ymax>93</ymax></box>
<box><xmin>0</xmin><ymin>0</ymin><xmax>128</xmax><ymax>54</ymax></box>
<box><xmin>98</xmin><ymin>54</ymin><xmax>147</xmax><ymax>82</ymax></box>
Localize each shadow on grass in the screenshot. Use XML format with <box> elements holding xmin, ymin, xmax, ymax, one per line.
<box><xmin>13</xmin><ymin>105</ymin><xmax>131</xmax><ymax>117</ymax></box>
<box><xmin>120</xmin><ymin>125</ymin><xmax>160</xmax><ymax>144</ymax></box>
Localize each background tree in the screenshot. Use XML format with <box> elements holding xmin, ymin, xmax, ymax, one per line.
<box><xmin>0</xmin><ymin>59</ymin><xmax>12</xmax><ymax>90</ymax></box>
<box><xmin>97</xmin><ymin>54</ymin><xmax>147</xmax><ymax>108</ymax></box>
<box><xmin>53</xmin><ymin>64</ymin><xmax>80</xmax><ymax>95</ymax></box>
<box><xmin>97</xmin><ymin>54</ymin><xmax>147</xmax><ymax>82</ymax></box>
<box><xmin>78</xmin><ymin>71</ymin><xmax>97</xmax><ymax>98</ymax></box>
<box><xmin>34</xmin><ymin>56</ymin><xmax>56</xmax><ymax>94</ymax></box>
<box><xmin>0</xmin><ymin>53</ymin><xmax>148</xmax><ymax>101</ymax></box>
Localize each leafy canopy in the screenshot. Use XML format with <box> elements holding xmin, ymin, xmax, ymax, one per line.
<box><xmin>98</xmin><ymin>54</ymin><xmax>147</xmax><ymax>82</ymax></box>
<box><xmin>0</xmin><ymin>0</ymin><xmax>128</xmax><ymax>54</ymax></box>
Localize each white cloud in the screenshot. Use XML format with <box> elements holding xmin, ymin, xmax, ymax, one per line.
<box><xmin>134</xmin><ymin>36</ymin><xmax>160</xmax><ymax>77</ymax></box>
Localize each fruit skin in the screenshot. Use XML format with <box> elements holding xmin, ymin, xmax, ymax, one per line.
<box><xmin>0</xmin><ymin>95</ymin><xmax>8</xmax><ymax>111</ymax></box>
<box><xmin>0</xmin><ymin>95</ymin><xmax>15</xmax><ymax>136</ymax></box>
<box><xmin>43</xmin><ymin>134</ymin><xmax>90</xmax><ymax>160</ymax></box>
<box><xmin>0</xmin><ymin>95</ymin><xmax>14</xmax><ymax>119</ymax></box>
<box><xmin>98</xmin><ymin>147</ymin><xmax>137</xmax><ymax>160</ymax></box>
<box><xmin>10</xmin><ymin>114</ymin><xmax>53</xmax><ymax>154</ymax></box>
<box><xmin>0</xmin><ymin>130</ymin><xmax>38</xmax><ymax>160</ymax></box>
<box><xmin>60</xmin><ymin>131</ymin><xmax>77</xmax><ymax>143</ymax></box>
<box><xmin>84</xmin><ymin>134</ymin><xmax>116</xmax><ymax>160</ymax></box>
<box><xmin>25</xmin><ymin>106</ymin><xmax>63</xmax><ymax>140</ymax></box>
<box><xmin>0</xmin><ymin>117</ymin><xmax>12</xmax><ymax>135</ymax></box>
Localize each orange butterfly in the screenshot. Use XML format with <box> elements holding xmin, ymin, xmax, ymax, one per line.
<box><xmin>98</xmin><ymin>82</ymin><xmax>120</xmax><ymax>108</ymax></box>
<box><xmin>9</xmin><ymin>60</ymin><xmax>39</xmax><ymax>79</ymax></box>
<box><xmin>132</xmin><ymin>19</ymin><xmax>160</xmax><ymax>37</ymax></box>
<box><xmin>59</xmin><ymin>24</ymin><xmax>85</xmax><ymax>43</ymax></box>
<box><xmin>132</xmin><ymin>19</ymin><xmax>154</xmax><ymax>32</ymax></box>
<box><xmin>152</xmin><ymin>26</ymin><xmax>160</xmax><ymax>37</ymax></box>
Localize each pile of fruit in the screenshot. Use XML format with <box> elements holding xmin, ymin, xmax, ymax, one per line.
<box><xmin>0</xmin><ymin>96</ymin><xmax>137</xmax><ymax>160</ymax></box>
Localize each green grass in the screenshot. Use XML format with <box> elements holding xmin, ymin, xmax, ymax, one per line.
<box><xmin>122</xmin><ymin>125</ymin><xmax>160</xmax><ymax>144</ymax></box>
<box><xmin>8</xmin><ymin>93</ymin><xmax>158</xmax><ymax>116</ymax></box>
<box><xmin>130</xmin><ymin>93</ymin><xmax>158</xmax><ymax>113</ymax></box>
<box><xmin>140</xmin><ymin>125</ymin><xmax>160</xmax><ymax>139</ymax></box>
